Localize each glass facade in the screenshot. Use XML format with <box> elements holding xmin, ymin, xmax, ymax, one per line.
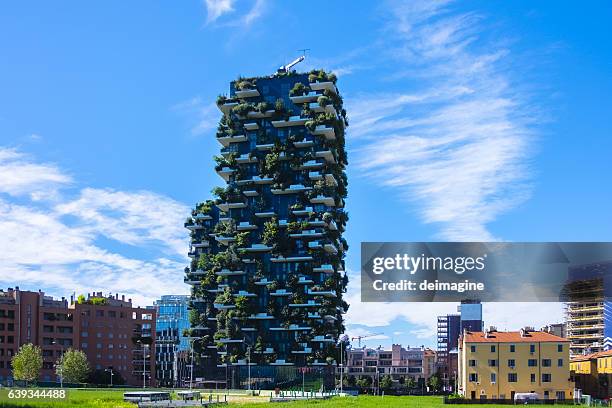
<box><xmin>154</xmin><ymin>295</ymin><xmax>189</xmax><ymax>387</ymax></box>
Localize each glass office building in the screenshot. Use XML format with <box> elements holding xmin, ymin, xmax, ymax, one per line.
<box><xmin>154</xmin><ymin>295</ymin><xmax>190</xmax><ymax>387</ymax></box>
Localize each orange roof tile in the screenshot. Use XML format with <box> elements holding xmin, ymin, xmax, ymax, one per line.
<box><xmin>462</xmin><ymin>331</ymin><xmax>568</xmax><ymax>343</ymax></box>
<box><xmin>571</xmin><ymin>350</ymin><xmax>612</xmax><ymax>362</ymax></box>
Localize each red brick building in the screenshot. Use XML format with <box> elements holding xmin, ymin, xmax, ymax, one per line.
<box><xmin>0</xmin><ymin>287</ymin><xmax>156</xmax><ymax>386</ymax></box>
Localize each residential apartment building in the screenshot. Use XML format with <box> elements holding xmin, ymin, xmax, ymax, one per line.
<box><xmin>570</xmin><ymin>350</ymin><xmax>612</xmax><ymax>398</ymax></box>
<box><xmin>564</xmin><ymin>262</ymin><xmax>612</xmax><ymax>356</ymax></box>
<box><xmin>541</xmin><ymin>323</ymin><xmax>567</xmax><ymax>339</ymax></box>
<box><xmin>184</xmin><ymin>67</ymin><xmax>349</xmax><ymax>372</ymax></box>
<box><xmin>71</xmin><ymin>292</ymin><xmax>156</xmax><ymax>387</ymax></box>
<box><xmin>438</xmin><ymin>300</ymin><xmax>483</xmax><ymax>388</ymax></box>
<box><xmin>0</xmin><ymin>287</ymin><xmax>75</xmax><ymax>382</ymax></box>
<box><xmin>345</xmin><ymin>345</ymin><xmax>436</xmax><ymax>384</ymax></box>
<box><xmin>0</xmin><ymin>287</ymin><xmax>155</xmax><ymax>386</ymax></box>
<box><xmin>154</xmin><ymin>295</ymin><xmax>189</xmax><ymax>387</ymax></box>
<box><xmin>458</xmin><ymin>328</ymin><xmax>573</xmax><ymax>400</ymax></box>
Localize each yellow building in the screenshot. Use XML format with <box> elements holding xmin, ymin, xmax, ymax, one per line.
<box><xmin>458</xmin><ymin>328</ymin><xmax>573</xmax><ymax>400</ymax></box>
<box><xmin>570</xmin><ymin>350</ymin><xmax>612</xmax><ymax>398</ymax></box>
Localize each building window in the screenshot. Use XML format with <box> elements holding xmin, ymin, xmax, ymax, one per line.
<box><xmin>469</xmin><ymin>373</ymin><xmax>478</xmax><ymax>382</ymax></box>
<box><xmin>469</xmin><ymin>360</ymin><xmax>477</xmax><ymax>367</ymax></box>
<box><xmin>510</xmin><ymin>344</ymin><xmax>515</xmax><ymax>352</ymax></box>
<box><xmin>488</xmin><ymin>359</ymin><xmax>497</xmax><ymax>367</ymax></box>
<box><xmin>530</xmin><ymin>373</ymin><xmax>536</xmax><ymax>382</ymax></box>
<box><xmin>490</xmin><ymin>345</ymin><xmax>496</xmax><ymax>352</ymax></box>
<box><xmin>508</xmin><ymin>359</ymin><xmax>515</xmax><ymax>367</ymax></box>
<box><xmin>508</xmin><ymin>373</ymin><xmax>518</xmax><ymax>382</ymax></box>
<box><xmin>530</xmin><ymin>344</ymin><xmax>536</xmax><ymax>353</ymax></box>
<box><xmin>542</xmin><ymin>373</ymin><xmax>552</xmax><ymax>382</ymax></box>
<box><xmin>528</xmin><ymin>359</ymin><xmax>537</xmax><ymax>367</ymax></box>
<box><xmin>558</xmin><ymin>344</ymin><xmax>563</xmax><ymax>352</ymax></box>
<box><xmin>558</xmin><ymin>358</ymin><xmax>563</xmax><ymax>367</ymax></box>
<box><xmin>542</xmin><ymin>359</ymin><xmax>551</xmax><ymax>367</ymax></box>
<box><xmin>556</xmin><ymin>391</ymin><xmax>566</xmax><ymax>400</ymax></box>
<box><xmin>490</xmin><ymin>373</ymin><xmax>496</xmax><ymax>383</ymax></box>
<box><xmin>470</xmin><ymin>345</ymin><xmax>476</xmax><ymax>352</ymax></box>
<box><xmin>96</xmin><ymin>310</ymin><xmax>104</xmax><ymax>317</ymax></box>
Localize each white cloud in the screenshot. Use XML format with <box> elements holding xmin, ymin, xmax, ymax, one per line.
<box><xmin>204</xmin><ymin>0</ymin><xmax>235</xmax><ymax>24</ymax></box>
<box><xmin>0</xmin><ymin>147</ymin><xmax>191</xmax><ymax>306</ymax></box>
<box><xmin>351</xmin><ymin>0</ymin><xmax>536</xmax><ymax>241</ymax></box>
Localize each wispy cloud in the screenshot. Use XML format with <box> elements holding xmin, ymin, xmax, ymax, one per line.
<box><xmin>203</xmin><ymin>0</ymin><xmax>266</xmax><ymax>27</ymax></box>
<box><xmin>351</xmin><ymin>0</ymin><xmax>536</xmax><ymax>241</ymax></box>
<box><xmin>0</xmin><ymin>146</ymin><xmax>190</xmax><ymax>306</ymax></box>
<box><xmin>172</xmin><ymin>96</ymin><xmax>219</xmax><ymax>137</ymax></box>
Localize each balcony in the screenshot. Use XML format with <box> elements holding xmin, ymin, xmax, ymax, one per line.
<box><xmin>213</xmin><ymin>303</ymin><xmax>236</xmax><ymax>310</ymax></box>
<box><xmin>271</xmin><ymin>255</ymin><xmax>314</xmax><ymax>262</ymax></box>
<box><xmin>241</xmin><ymin>244</ymin><xmax>273</xmax><ymax>252</ymax></box>
<box><xmin>307</xmin><ymin>312</ymin><xmax>321</xmax><ymax>319</ymax></box>
<box><xmin>310</xmin><ymin>195</ymin><xmax>336</xmax><ymax>206</ymax></box>
<box><xmin>309</xmin><ymin>81</ymin><xmax>337</xmax><ymax>94</ymax></box>
<box><xmin>247</xmin><ymin>313</ymin><xmax>275</xmax><ymax>320</ymax></box>
<box><xmin>313</xmin><ymin>264</ymin><xmax>334</xmax><ymax>273</ymax></box>
<box><xmin>252</xmin><ymin>176</ymin><xmax>274</xmax><ymax>184</ymax></box>
<box><xmin>235</xmin><ymin>89</ymin><xmax>260</xmax><ymax>98</ymax></box>
<box><xmin>184</xmin><ymin>277</ymin><xmax>200</xmax><ymax>285</ymax></box>
<box><xmin>292</xmin><ymin>207</ymin><xmax>314</xmax><ymax>216</ymax></box>
<box><xmin>217</xmin><ymin>134</ymin><xmax>247</xmax><ymax>147</ymax></box>
<box><xmin>191</xmin><ymin>240</ymin><xmax>210</xmax><ymax>248</ymax></box>
<box><xmin>194</xmin><ymin>213</ymin><xmax>212</xmax><ymax>221</ymax></box>
<box><xmin>254</xmin><ymin>278</ymin><xmax>271</xmax><ymax>286</ymax></box>
<box><xmin>292</xmin><ymin>347</ymin><xmax>313</xmax><ymax>354</ymax></box>
<box><xmin>185</xmin><ymin>222</ymin><xmax>207</xmax><ymax>231</ymax></box>
<box><xmin>307</xmin><ymin>289</ymin><xmax>337</xmax><ymax>297</ymax></box>
<box><xmin>218</xmin><ymin>101</ymin><xmax>238</xmax><ymax>114</ymax></box>
<box><xmin>216</xmin><ymin>201</ymin><xmax>247</xmax><ymax>212</ymax></box>
<box><xmin>247</xmin><ymin>109</ymin><xmax>275</xmax><ymax>119</ymax></box>
<box><xmin>312</xmin><ymin>335</ymin><xmax>335</xmax><ymax>343</ymax></box>
<box><xmin>216</xmin><ymin>269</ymin><xmax>246</xmax><ymax>277</ymax></box>
<box><xmin>311</xmin><ymin>125</ymin><xmax>336</xmax><ymax>141</ymax></box>
<box><xmin>270</xmin><ymin>289</ymin><xmax>292</xmax><ymax>297</ymax></box>
<box><xmin>311</xmin><ymin>360</ymin><xmax>331</xmax><ymax>366</ymax></box>
<box><xmin>255</xmin><ymin>143</ymin><xmax>274</xmax><ymax>151</ymax></box>
<box><xmin>254</xmin><ymin>211</ymin><xmax>276</xmax><ymax>218</ymax></box>
<box><xmin>308</xmin><ymin>241</ymin><xmax>322</xmax><ymax>250</ymax></box>
<box><xmin>271</xmin><ymin>115</ymin><xmax>308</xmax><ymax>128</ymax></box>
<box><xmin>294</xmin><ymin>140</ymin><xmax>314</xmax><ymax>148</ymax></box>
<box><xmin>271</xmin><ymin>184</ymin><xmax>311</xmax><ymax>195</ymax></box>
<box><xmin>270</xmin><ymin>325</ymin><xmax>312</xmax><ymax>331</ymax></box>
<box><xmin>290</xmin><ymin>91</ymin><xmax>319</xmax><ymax>104</ymax></box>
<box><xmin>289</xmin><ymin>300</ymin><xmax>320</xmax><ymax>308</ymax></box>
<box><xmin>236</xmin><ymin>221</ymin><xmax>258</xmax><ymax>231</ymax></box>
<box><xmin>218</xmin><ymin>338</ymin><xmax>244</xmax><ymax>344</ymax></box>
<box><xmin>298</xmin><ymin>160</ymin><xmax>324</xmax><ymax>170</ymax></box>
<box><xmin>298</xmin><ymin>277</ymin><xmax>314</xmax><ymax>284</ymax></box>
<box><xmin>235</xmin><ymin>153</ymin><xmax>258</xmax><ymax>164</ymax></box>
<box><xmin>289</xmin><ymin>229</ymin><xmax>325</xmax><ymax>239</ymax></box>
<box><xmin>308</xmin><ymin>102</ymin><xmax>337</xmax><ymax>116</ymax></box>
<box><xmin>215</xmin><ymin>167</ymin><xmax>235</xmax><ymax>181</ymax></box>
<box><xmin>324</xmin><ymin>242</ymin><xmax>339</xmax><ymax>255</ymax></box>
<box><xmin>233</xmin><ymin>290</ymin><xmax>256</xmax><ymax>297</ymax></box>
<box><xmin>243</xmin><ymin>122</ymin><xmax>259</xmax><ymax>131</ymax></box>
<box><xmin>243</xmin><ymin>190</ymin><xmax>259</xmax><ymax>197</ymax></box>
<box><xmin>214</xmin><ymin>234</ymin><xmax>234</xmax><ymax>245</ymax></box>
<box><xmin>316</xmin><ymin>150</ymin><xmax>336</xmax><ymax>163</ymax></box>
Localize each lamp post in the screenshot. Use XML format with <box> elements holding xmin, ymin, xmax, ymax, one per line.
<box><xmin>246</xmin><ymin>346</ymin><xmax>251</xmax><ymax>393</ymax></box>
<box><xmin>136</xmin><ymin>340</ymin><xmax>148</xmax><ymax>389</ymax></box>
<box><xmin>189</xmin><ymin>337</ymin><xmax>202</xmax><ymax>391</ymax></box>
<box><xmin>105</xmin><ymin>367</ymin><xmax>114</xmax><ymax>387</ymax></box>
<box><xmin>52</xmin><ymin>341</ymin><xmax>64</xmax><ymax>388</ymax></box>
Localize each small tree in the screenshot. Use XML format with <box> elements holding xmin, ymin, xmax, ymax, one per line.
<box><xmin>380</xmin><ymin>374</ymin><xmax>394</xmax><ymax>391</ymax></box>
<box><xmin>427</xmin><ymin>373</ymin><xmax>442</xmax><ymax>393</ymax></box>
<box><xmin>57</xmin><ymin>349</ymin><xmax>90</xmax><ymax>383</ymax></box>
<box><xmin>405</xmin><ymin>376</ymin><xmax>416</xmax><ymax>390</ymax></box>
<box><xmin>12</xmin><ymin>344</ymin><xmax>42</xmax><ymax>384</ymax></box>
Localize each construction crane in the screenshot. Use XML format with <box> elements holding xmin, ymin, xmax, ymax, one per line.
<box><xmin>277</xmin><ymin>49</ymin><xmax>309</xmax><ymax>73</ymax></box>
<box><xmin>351</xmin><ymin>333</ymin><xmax>384</xmax><ymax>348</ymax></box>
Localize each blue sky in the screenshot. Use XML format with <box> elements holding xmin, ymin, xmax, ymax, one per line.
<box><xmin>1</xmin><ymin>0</ymin><xmax>611</xmax><ymax>349</ymax></box>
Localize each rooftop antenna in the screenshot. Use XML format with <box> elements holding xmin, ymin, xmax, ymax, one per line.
<box><xmin>277</xmin><ymin>49</ymin><xmax>309</xmax><ymax>74</ymax></box>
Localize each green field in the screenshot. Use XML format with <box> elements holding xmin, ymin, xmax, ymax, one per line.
<box><xmin>0</xmin><ymin>391</ymin><xmax>551</xmax><ymax>408</ymax></box>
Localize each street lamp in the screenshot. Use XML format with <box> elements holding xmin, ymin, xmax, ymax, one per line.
<box><xmin>189</xmin><ymin>337</ymin><xmax>202</xmax><ymax>391</ymax></box>
<box><xmin>136</xmin><ymin>340</ymin><xmax>148</xmax><ymax>389</ymax></box>
<box><xmin>246</xmin><ymin>346</ymin><xmax>251</xmax><ymax>393</ymax></box>
<box><xmin>105</xmin><ymin>367</ymin><xmax>114</xmax><ymax>387</ymax></box>
<box><xmin>52</xmin><ymin>340</ymin><xmax>65</xmax><ymax>388</ymax></box>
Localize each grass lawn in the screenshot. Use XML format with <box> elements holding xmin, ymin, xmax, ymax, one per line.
<box><xmin>0</xmin><ymin>391</ymin><xmax>537</xmax><ymax>408</ymax></box>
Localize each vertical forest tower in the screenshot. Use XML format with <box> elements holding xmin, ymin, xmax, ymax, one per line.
<box><xmin>184</xmin><ymin>69</ymin><xmax>349</xmax><ymax>369</ymax></box>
